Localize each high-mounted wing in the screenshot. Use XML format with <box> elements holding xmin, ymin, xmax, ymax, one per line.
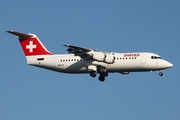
<box><xmin>63</xmin><ymin>44</ymin><xmax>115</xmax><ymax>64</ymax></box>
<box><xmin>63</xmin><ymin>44</ymin><xmax>92</xmax><ymax>55</ymax></box>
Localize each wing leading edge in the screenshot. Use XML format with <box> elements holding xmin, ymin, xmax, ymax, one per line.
<box><xmin>63</xmin><ymin>44</ymin><xmax>92</xmax><ymax>54</ymax></box>
<box><xmin>63</xmin><ymin>44</ymin><xmax>115</xmax><ymax>64</ymax></box>
<box><xmin>64</xmin><ymin>44</ymin><xmax>110</xmax><ymax>54</ymax></box>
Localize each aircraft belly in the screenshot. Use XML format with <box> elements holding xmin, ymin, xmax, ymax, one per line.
<box><xmin>106</xmin><ymin>59</ymin><xmax>141</xmax><ymax>72</ymax></box>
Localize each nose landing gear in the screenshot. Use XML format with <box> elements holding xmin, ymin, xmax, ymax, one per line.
<box><xmin>159</xmin><ymin>70</ymin><xmax>163</xmax><ymax>76</ymax></box>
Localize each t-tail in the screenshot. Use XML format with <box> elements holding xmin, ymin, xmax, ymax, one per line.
<box><xmin>7</xmin><ymin>30</ymin><xmax>53</xmax><ymax>56</ymax></box>
<box><xmin>7</xmin><ymin>30</ymin><xmax>53</xmax><ymax>67</ymax></box>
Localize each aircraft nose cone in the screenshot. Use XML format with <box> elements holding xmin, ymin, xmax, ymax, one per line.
<box><xmin>166</xmin><ymin>62</ymin><xmax>173</xmax><ymax>68</ymax></box>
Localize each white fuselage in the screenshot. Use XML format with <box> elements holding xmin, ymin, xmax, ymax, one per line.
<box><xmin>7</xmin><ymin>30</ymin><xmax>173</xmax><ymax>81</ymax></box>
<box><xmin>26</xmin><ymin>52</ymin><xmax>172</xmax><ymax>74</ymax></box>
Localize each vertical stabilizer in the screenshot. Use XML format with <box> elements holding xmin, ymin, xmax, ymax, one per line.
<box><xmin>7</xmin><ymin>30</ymin><xmax>53</xmax><ymax>56</ymax></box>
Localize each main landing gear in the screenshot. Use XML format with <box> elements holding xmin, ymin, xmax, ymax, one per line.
<box><xmin>98</xmin><ymin>73</ymin><xmax>106</xmax><ymax>82</ymax></box>
<box><xmin>98</xmin><ymin>72</ymin><xmax>108</xmax><ymax>82</ymax></box>
<box><xmin>90</xmin><ymin>71</ymin><xmax>97</xmax><ymax>77</ymax></box>
<box><xmin>90</xmin><ymin>71</ymin><xmax>108</xmax><ymax>82</ymax></box>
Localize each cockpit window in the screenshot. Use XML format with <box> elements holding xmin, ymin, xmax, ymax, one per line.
<box><xmin>151</xmin><ymin>56</ymin><xmax>162</xmax><ymax>59</ymax></box>
<box><xmin>151</xmin><ymin>56</ymin><xmax>156</xmax><ymax>59</ymax></box>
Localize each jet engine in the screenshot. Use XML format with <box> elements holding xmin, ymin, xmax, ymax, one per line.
<box><xmin>104</xmin><ymin>54</ymin><xmax>115</xmax><ymax>64</ymax></box>
<box><xmin>92</xmin><ymin>53</ymin><xmax>105</xmax><ymax>62</ymax></box>
<box><xmin>92</xmin><ymin>53</ymin><xmax>115</xmax><ymax>64</ymax></box>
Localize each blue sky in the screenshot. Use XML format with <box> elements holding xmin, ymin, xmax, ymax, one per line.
<box><xmin>0</xmin><ymin>0</ymin><xmax>179</xmax><ymax>120</ymax></box>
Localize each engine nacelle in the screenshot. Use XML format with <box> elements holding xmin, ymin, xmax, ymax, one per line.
<box><xmin>92</xmin><ymin>53</ymin><xmax>105</xmax><ymax>62</ymax></box>
<box><xmin>92</xmin><ymin>53</ymin><xmax>115</xmax><ymax>64</ymax></box>
<box><xmin>104</xmin><ymin>54</ymin><xmax>115</xmax><ymax>64</ymax></box>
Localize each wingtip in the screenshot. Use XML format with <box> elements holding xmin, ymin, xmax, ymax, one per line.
<box><xmin>63</xmin><ymin>44</ymin><xmax>70</xmax><ymax>47</ymax></box>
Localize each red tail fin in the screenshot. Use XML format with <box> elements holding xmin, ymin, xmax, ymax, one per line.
<box><xmin>7</xmin><ymin>31</ymin><xmax>53</xmax><ymax>56</ymax></box>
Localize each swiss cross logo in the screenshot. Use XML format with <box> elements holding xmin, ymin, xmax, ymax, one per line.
<box><xmin>26</xmin><ymin>41</ymin><xmax>37</xmax><ymax>53</ymax></box>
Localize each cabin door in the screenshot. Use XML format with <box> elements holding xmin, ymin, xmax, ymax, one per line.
<box><xmin>141</xmin><ymin>55</ymin><xmax>146</xmax><ymax>64</ymax></box>
<box><xmin>51</xmin><ymin>58</ymin><xmax>56</xmax><ymax>67</ymax></box>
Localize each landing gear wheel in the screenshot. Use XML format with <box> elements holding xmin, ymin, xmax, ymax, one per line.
<box><xmin>90</xmin><ymin>71</ymin><xmax>96</xmax><ymax>78</ymax></box>
<box><xmin>159</xmin><ymin>72</ymin><xmax>163</xmax><ymax>76</ymax></box>
<box><xmin>99</xmin><ymin>76</ymin><xmax>105</xmax><ymax>82</ymax></box>
<box><xmin>105</xmin><ymin>72</ymin><xmax>108</xmax><ymax>77</ymax></box>
<box><xmin>98</xmin><ymin>73</ymin><xmax>105</xmax><ymax>82</ymax></box>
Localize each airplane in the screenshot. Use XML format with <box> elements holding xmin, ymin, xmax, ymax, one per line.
<box><xmin>7</xmin><ymin>30</ymin><xmax>173</xmax><ymax>82</ymax></box>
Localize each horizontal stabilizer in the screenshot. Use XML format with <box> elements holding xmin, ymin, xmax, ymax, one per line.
<box><xmin>7</xmin><ymin>30</ymin><xmax>33</xmax><ymax>39</ymax></box>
